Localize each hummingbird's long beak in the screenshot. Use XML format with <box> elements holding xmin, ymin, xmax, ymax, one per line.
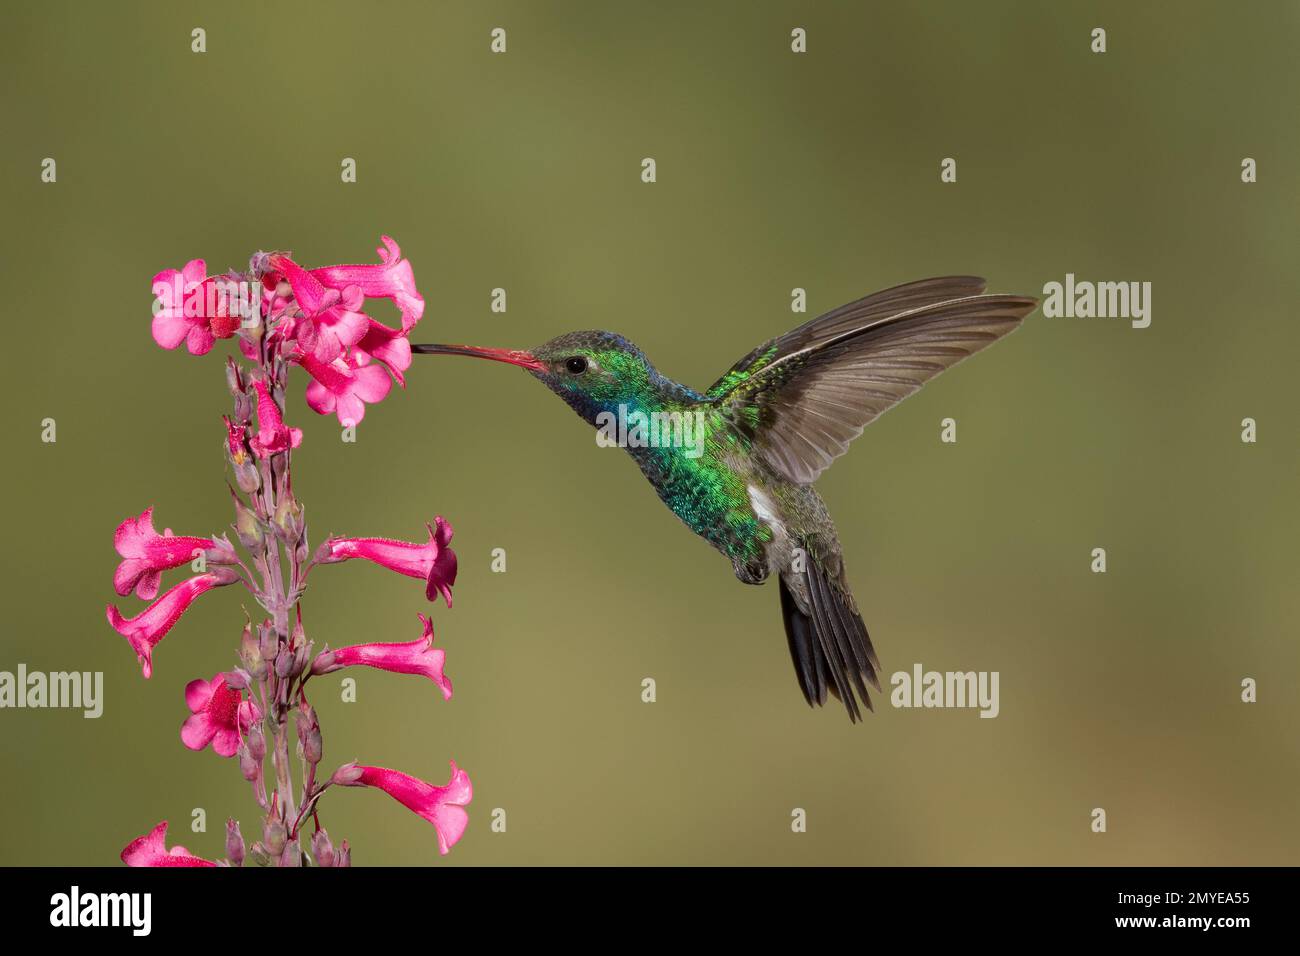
<box><xmin>411</xmin><ymin>343</ymin><xmax>547</xmax><ymax>372</ymax></box>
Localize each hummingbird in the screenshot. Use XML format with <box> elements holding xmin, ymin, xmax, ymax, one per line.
<box><xmin>414</xmin><ymin>277</ymin><xmax>1036</xmax><ymax>721</ymax></box>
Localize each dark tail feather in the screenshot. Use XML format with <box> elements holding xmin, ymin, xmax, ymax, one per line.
<box><xmin>780</xmin><ymin>577</ymin><xmax>824</xmax><ymax>707</ymax></box>
<box><xmin>779</xmin><ymin>562</ymin><xmax>880</xmax><ymax>723</ymax></box>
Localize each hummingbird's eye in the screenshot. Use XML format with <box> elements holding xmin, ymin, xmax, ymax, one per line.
<box><xmin>564</xmin><ymin>356</ymin><xmax>588</xmax><ymax>374</ymax></box>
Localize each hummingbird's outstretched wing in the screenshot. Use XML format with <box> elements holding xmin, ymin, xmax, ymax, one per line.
<box><xmin>706</xmin><ymin>277</ymin><xmax>1037</xmax><ymax>484</ymax></box>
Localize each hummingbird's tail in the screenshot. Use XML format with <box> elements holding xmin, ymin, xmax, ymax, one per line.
<box><xmin>779</xmin><ymin>559</ymin><xmax>880</xmax><ymax>722</ymax></box>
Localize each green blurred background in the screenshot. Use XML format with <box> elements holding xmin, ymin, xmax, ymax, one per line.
<box><xmin>1</xmin><ymin>0</ymin><xmax>1297</xmax><ymax>866</ymax></box>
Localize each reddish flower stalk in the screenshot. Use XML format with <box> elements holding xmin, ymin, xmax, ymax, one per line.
<box><xmin>111</xmin><ymin>238</ymin><xmax>471</xmax><ymax>866</ymax></box>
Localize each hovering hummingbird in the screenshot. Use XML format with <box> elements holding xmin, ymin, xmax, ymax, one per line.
<box><xmin>414</xmin><ymin>277</ymin><xmax>1036</xmax><ymax>721</ymax></box>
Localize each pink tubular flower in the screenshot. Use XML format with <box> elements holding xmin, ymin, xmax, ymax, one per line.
<box><xmin>322</xmin><ymin>516</ymin><xmax>457</xmax><ymax>604</ymax></box>
<box><xmin>152</xmin><ymin>260</ymin><xmax>243</xmax><ymax>355</ymax></box>
<box><xmin>248</xmin><ymin>380</ymin><xmax>302</xmax><ymax>458</ymax></box>
<box><xmin>106</xmin><ymin>570</ymin><xmax>238</xmax><ymax>678</ymax></box>
<box><xmin>113</xmin><ymin>507</ymin><xmax>214</xmax><ymax>600</ymax></box>
<box><xmin>121</xmin><ymin>821</ymin><xmax>217</xmax><ymax>867</ymax></box>
<box><xmin>269</xmin><ymin>254</ymin><xmax>369</xmax><ymax>361</ymax></box>
<box><xmin>263</xmin><ymin>240</ymin><xmax>424</xmax><ymax>419</ymax></box>
<box><xmin>336</xmin><ymin>762</ymin><xmax>471</xmax><ymax>855</ymax></box>
<box><xmin>355</xmin><ymin>317</ymin><xmax>413</xmax><ymax>386</ymax></box>
<box><xmin>296</xmin><ymin>348</ymin><xmax>392</xmax><ymax>427</ymax></box>
<box><xmin>313</xmin><ymin>614</ymin><xmax>452</xmax><ymax>700</ymax></box>
<box><xmin>182</xmin><ymin>673</ymin><xmax>261</xmax><ymax>757</ymax></box>
<box><xmin>310</xmin><ymin>235</ymin><xmax>425</xmax><ymax>331</ymax></box>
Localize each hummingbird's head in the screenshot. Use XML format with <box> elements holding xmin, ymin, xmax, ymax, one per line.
<box><xmin>413</xmin><ymin>330</ymin><xmax>658</xmax><ymax>427</ymax></box>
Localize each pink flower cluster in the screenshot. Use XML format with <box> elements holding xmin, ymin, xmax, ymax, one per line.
<box><xmin>110</xmin><ymin>238</ymin><xmax>472</xmax><ymax>866</ymax></box>
<box><xmin>152</xmin><ymin>236</ymin><xmax>423</xmax><ymax>426</ymax></box>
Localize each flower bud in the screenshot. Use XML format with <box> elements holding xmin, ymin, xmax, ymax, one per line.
<box><xmin>224</xmin><ymin>669</ymin><xmax>251</xmax><ymax>692</ymax></box>
<box><xmin>292</xmin><ymin>640</ymin><xmax>312</xmax><ymax>678</ymax></box>
<box><xmin>241</xmin><ymin>628</ymin><xmax>267</xmax><ymax>681</ymax></box>
<box><xmin>247</xmin><ymin>842</ymin><xmax>272</xmax><ymax>867</ymax></box>
<box><xmin>278</xmin><ymin>841</ymin><xmax>302</xmax><ymax>868</ymax></box>
<box><xmin>258</xmin><ymin>620</ymin><xmax>278</xmax><ymax>661</ymax></box>
<box><xmin>311</xmin><ymin>829</ymin><xmax>335</xmax><ymax>868</ymax></box>
<box><xmin>232</xmin><ymin>495</ymin><xmax>265</xmax><ymax>551</ymax></box>
<box><xmin>238</xmin><ymin>745</ymin><xmax>260</xmax><ymax>782</ymax></box>
<box><xmin>263</xmin><ymin>817</ymin><xmax>287</xmax><ymax>856</ymax></box>
<box><xmin>233</xmin><ymin>390</ymin><xmax>254</xmax><ymax>424</ymax></box>
<box><xmin>274</xmin><ymin>644</ymin><xmax>296</xmax><ymax>679</ymax></box>
<box><xmin>296</xmin><ymin>707</ymin><xmax>323</xmax><ymax>766</ymax></box>
<box><xmin>246</xmin><ymin>720</ymin><xmax>266</xmax><ymax>762</ymax></box>
<box><xmin>303</xmin><ymin>728</ymin><xmax>323</xmax><ymax>766</ymax></box>
<box><xmin>273</xmin><ymin>494</ymin><xmax>305</xmax><ymax>543</ymax></box>
<box><xmin>225</xmin><ymin>819</ymin><xmax>245</xmax><ymax>866</ymax></box>
<box><xmin>235</xmin><ymin>459</ymin><xmax>261</xmax><ymax>495</ymax></box>
<box><xmin>225</xmin><ymin>357</ymin><xmax>245</xmax><ymax>397</ymax></box>
<box><xmin>334</xmin><ymin>840</ymin><xmax>351</xmax><ymax>867</ymax></box>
